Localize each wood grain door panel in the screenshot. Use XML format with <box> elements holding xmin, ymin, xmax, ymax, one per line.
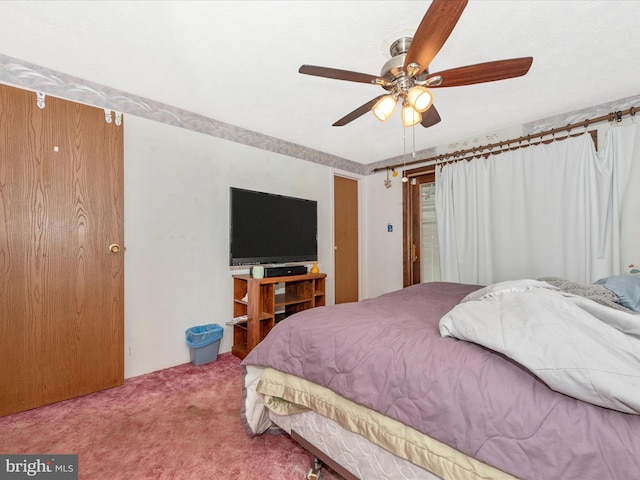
<box><xmin>0</xmin><ymin>84</ymin><xmax>124</xmax><ymax>416</ymax></box>
<box><xmin>334</xmin><ymin>176</ymin><xmax>358</xmax><ymax>304</ymax></box>
<box><xmin>403</xmin><ymin>170</ymin><xmax>436</xmax><ymax>287</ymax></box>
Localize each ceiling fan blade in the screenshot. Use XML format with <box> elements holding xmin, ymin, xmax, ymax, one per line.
<box><xmin>299</xmin><ymin>65</ymin><xmax>390</xmax><ymax>87</ymax></box>
<box><xmin>333</xmin><ymin>95</ymin><xmax>385</xmax><ymax>126</ymax></box>
<box><xmin>426</xmin><ymin>57</ymin><xmax>533</xmax><ymax>87</ymax></box>
<box><xmin>404</xmin><ymin>0</ymin><xmax>468</xmax><ymax>76</ymax></box>
<box><xmin>421</xmin><ymin>105</ymin><xmax>441</xmax><ymax>128</ymax></box>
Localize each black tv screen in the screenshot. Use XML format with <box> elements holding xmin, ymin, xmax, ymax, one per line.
<box><xmin>229</xmin><ymin>187</ymin><xmax>318</xmax><ymax>266</ymax></box>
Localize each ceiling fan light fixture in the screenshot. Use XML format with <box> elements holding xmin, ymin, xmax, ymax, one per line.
<box><xmin>407</xmin><ymin>85</ymin><xmax>433</xmax><ymax>113</ymax></box>
<box><xmin>372</xmin><ymin>95</ymin><xmax>397</xmax><ymax>122</ymax></box>
<box><xmin>298</xmin><ymin>1</ymin><xmax>532</xmax><ymax>130</ymax></box>
<box><xmin>401</xmin><ymin>102</ymin><xmax>422</xmax><ymax>127</ymax></box>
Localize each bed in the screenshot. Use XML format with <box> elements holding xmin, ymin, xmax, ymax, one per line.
<box><xmin>241</xmin><ymin>278</ymin><xmax>640</xmax><ymax>479</ymax></box>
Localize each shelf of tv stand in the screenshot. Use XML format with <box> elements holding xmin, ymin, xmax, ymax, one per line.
<box><xmin>231</xmin><ymin>272</ymin><xmax>326</xmax><ymax>359</ymax></box>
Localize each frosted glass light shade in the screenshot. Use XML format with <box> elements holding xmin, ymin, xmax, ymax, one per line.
<box><xmin>407</xmin><ymin>86</ymin><xmax>433</xmax><ymax>112</ymax></box>
<box><xmin>372</xmin><ymin>95</ymin><xmax>397</xmax><ymax>122</ymax></box>
<box><xmin>401</xmin><ymin>103</ymin><xmax>422</xmax><ymax>127</ymax></box>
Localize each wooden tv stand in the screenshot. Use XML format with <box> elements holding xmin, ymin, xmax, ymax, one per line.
<box><xmin>231</xmin><ymin>272</ymin><xmax>327</xmax><ymax>359</ymax></box>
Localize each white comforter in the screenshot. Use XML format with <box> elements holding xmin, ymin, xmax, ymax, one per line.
<box><xmin>439</xmin><ymin>280</ymin><xmax>640</xmax><ymax>414</ymax></box>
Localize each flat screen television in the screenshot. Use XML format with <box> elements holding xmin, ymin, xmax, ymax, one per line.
<box><xmin>229</xmin><ymin>187</ymin><xmax>318</xmax><ymax>266</ymax></box>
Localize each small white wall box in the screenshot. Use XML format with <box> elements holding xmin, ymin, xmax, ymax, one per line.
<box><xmin>185</xmin><ymin>324</ymin><xmax>224</xmax><ymax>365</ymax></box>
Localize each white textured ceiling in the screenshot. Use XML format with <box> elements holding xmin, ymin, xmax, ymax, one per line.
<box><xmin>2</xmin><ymin>0</ymin><xmax>640</xmax><ymax>166</ymax></box>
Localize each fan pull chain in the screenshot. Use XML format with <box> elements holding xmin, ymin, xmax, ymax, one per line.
<box><xmin>412</xmin><ymin>124</ymin><xmax>417</xmax><ymax>158</ymax></box>
<box><xmin>402</xmin><ymin>126</ymin><xmax>408</xmax><ymax>182</ymax></box>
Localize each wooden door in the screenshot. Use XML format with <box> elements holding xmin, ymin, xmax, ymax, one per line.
<box><xmin>333</xmin><ymin>175</ymin><xmax>358</xmax><ymax>303</ymax></box>
<box><xmin>403</xmin><ymin>169</ymin><xmax>436</xmax><ymax>287</ymax></box>
<box><xmin>0</xmin><ymin>84</ymin><xmax>124</xmax><ymax>417</ymax></box>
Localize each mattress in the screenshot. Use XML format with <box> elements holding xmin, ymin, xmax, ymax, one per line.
<box><xmin>269</xmin><ymin>407</ymin><xmax>442</xmax><ymax>480</ymax></box>
<box><xmin>250</xmin><ymin>366</ymin><xmax>515</xmax><ymax>480</ymax></box>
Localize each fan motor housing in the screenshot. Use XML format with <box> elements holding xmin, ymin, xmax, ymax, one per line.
<box><xmin>381</xmin><ymin>37</ymin><xmax>429</xmax><ymax>90</ymax></box>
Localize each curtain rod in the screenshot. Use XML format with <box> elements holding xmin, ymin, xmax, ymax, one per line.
<box><xmin>371</xmin><ymin>106</ymin><xmax>638</xmax><ymax>174</ymax></box>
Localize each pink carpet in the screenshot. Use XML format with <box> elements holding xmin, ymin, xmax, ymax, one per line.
<box><xmin>0</xmin><ymin>353</ymin><xmax>341</xmax><ymax>479</ymax></box>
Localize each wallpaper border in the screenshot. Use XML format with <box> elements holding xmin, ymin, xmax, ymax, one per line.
<box><xmin>2</xmin><ymin>54</ymin><xmax>638</xmax><ymax>176</ymax></box>
<box><xmin>0</xmin><ymin>54</ymin><xmax>367</xmax><ymax>175</ymax></box>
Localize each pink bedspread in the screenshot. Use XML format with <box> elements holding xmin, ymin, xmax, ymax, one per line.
<box><xmin>242</xmin><ymin>282</ymin><xmax>640</xmax><ymax>480</ymax></box>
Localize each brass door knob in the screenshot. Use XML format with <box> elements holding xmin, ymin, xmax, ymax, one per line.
<box><xmin>109</xmin><ymin>244</ymin><xmax>121</xmax><ymax>253</ymax></box>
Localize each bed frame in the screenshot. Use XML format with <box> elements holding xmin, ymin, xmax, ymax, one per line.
<box><xmin>291</xmin><ymin>431</ymin><xmax>359</xmax><ymax>480</ymax></box>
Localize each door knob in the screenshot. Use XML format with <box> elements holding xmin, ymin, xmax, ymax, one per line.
<box><xmin>109</xmin><ymin>244</ymin><xmax>121</xmax><ymax>253</ymax></box>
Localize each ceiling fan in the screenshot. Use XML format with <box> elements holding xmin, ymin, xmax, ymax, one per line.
<box><xmin>298</xmin><ymin>0</ymin><xmax>533</xmax><ymax>128</ymax></box>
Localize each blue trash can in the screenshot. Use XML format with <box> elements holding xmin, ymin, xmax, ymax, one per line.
<box><xmin>185</xmin><ymin>324</ymin><xmax>224</xmax><ymax>365</ymax></box>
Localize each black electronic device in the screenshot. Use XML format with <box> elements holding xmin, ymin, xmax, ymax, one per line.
<box><xmin>229</xmin><ymin>187</ymin><xmax>318</xmax><ymax>266</ymax></box>
<box><xmin>257</xmin><ymin>265</ymin><xmax>308</xmax><ymax>278</ymax></box>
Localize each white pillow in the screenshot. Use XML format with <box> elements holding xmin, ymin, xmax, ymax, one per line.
<box><xmin>460</xmin><ymin>279</ymin><xmax>558</xmax><ymax>303</ymax></box>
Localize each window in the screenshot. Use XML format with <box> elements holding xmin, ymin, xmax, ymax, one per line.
<box><xmin>420</xmin><ymin>182</ymin><xmax>440</xmax><ymax>282</ymax></box>
<box><xmin>402</xmin><ymin>169</ymin><xmax>437</xmax><ymax>286</ymax></box>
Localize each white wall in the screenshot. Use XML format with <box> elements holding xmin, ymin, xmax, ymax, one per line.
<box><xmin>361</xmin><ymin>173</ymin><xmax>405</xmax><ymax>298</ymax></box>
<box><xmin>123</xmin><ymin>115</ymin><xmax>336</xmax><ymax>378</ymax></box>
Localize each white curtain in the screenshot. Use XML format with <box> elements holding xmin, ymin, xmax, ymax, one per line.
<box><xmin>435</xmin><ymin>124</ymin><xmax>637</xmax><ymax>285</ymax></box>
